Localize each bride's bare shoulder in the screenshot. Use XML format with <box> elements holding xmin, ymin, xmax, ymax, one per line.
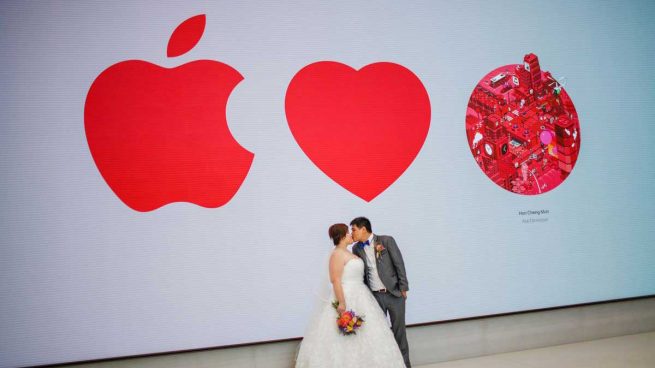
<box><xmin>330</xmin><ymin>248</ymin><xmax>346</xmax><ymax>258</ymax></box>
<box><xmin>330</xmin><ymin>248</ymin><xmax>351</xmax><ymax>262</ymax></box>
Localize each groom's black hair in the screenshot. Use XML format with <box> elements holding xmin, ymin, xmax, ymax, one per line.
<box><xmin>350</xmin><ymin>217</ymin><xmax>372</xmax><ymax>233</ymax></box>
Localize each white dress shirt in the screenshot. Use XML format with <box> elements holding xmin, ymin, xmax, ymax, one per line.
<box><xmin>363</xmin><ymin>234</ymin><xmax>386</xmax><ymax>291</ymax></box>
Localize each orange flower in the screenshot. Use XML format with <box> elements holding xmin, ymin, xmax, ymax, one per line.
<box><xmin>338</xmin><ymin>313</ymin><xmax>353</xmax><ymax>327</ymax></box>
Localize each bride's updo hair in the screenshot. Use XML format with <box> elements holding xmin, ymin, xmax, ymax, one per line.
<box><xmin>328</xmin><ymin>223</ymin><xmax>348</xmax><ymax>246</ymax></box>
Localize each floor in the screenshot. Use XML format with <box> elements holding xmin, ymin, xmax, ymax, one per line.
<box><xmin>419</xmin><ymin>331</ymin><xmax>655</xmax><ymax>368</ymax></box>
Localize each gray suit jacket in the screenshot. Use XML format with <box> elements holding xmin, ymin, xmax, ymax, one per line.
<box><xmin>352</xmin><ymin>234</ymin><xmax>409</xmax><ymax>298</ymax></box>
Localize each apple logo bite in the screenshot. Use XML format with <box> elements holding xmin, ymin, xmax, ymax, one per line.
<box><xmin>85</xmin><ymin>15</ymin><xmax>253</xmax><ymax>212</ymax></box>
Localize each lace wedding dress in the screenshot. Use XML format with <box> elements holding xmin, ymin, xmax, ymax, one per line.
<box><xmin>295</xmin><ymin>257</ymin><xmax>406</xmax><ymax>367</ymax></box>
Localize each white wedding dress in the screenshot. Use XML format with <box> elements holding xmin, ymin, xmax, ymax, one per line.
<box><xmin>295</xmin><ymin>257</ymin><xmax>406</xmax><ymax>367</ymax></box>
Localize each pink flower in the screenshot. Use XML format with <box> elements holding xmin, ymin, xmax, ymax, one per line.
<box><xmin>375</xmin><ymin>243</ymin><xmax>385</xmax><ymax>259</ymax></box>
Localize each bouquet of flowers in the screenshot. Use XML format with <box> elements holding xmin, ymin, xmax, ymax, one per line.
<box><xmin>332</xmin><ymin>300</ymin><xmax>365</xmax><ymax>335</ymax></box>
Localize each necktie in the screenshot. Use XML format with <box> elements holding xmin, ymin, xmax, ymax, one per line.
<box><xmin>360</xmin><ymin>240</ymin><xmax>370</xmax><ymax>247</ymax></box>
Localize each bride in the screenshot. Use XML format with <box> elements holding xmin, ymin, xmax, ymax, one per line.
<box><xmin>295</xmin><ymin>224</ymin><xmax>407</xmax><ymax>367</ymax></box>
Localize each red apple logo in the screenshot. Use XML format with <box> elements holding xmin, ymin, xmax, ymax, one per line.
<box><xmin>285</xmin><ymin>61</ymin><xmax>431</xmax><ymax>201</ymax></box>
<box><xmin>85</xmin><ymin>15</ymin><xmax>253</xmax><ymax>212</ymax></box>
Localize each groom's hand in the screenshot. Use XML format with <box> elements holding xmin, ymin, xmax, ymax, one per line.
<box><xmin>401</xmin><ymin>291</ymin><xmax>407</xmax><ymax>299</ymax></box>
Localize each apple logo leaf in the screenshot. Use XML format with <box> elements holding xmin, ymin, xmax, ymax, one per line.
<box><xmin>167</xmin><ymin>14</ymin><xmax>206</xmax><ymax>58</ymax></box>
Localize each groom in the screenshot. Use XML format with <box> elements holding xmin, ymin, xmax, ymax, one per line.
<box><xmin>350</xmin><ymin>217</ymin><xmax>411</xmax><ymax>367</ymax></box>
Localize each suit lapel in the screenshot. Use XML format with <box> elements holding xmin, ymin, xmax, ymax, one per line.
<box><xmin>373</xmin><ymin>235</ymin><xmax>385</xmax><ymax>277</ymax></box>
<box><xmin>372</xmin><ymin>235</ymin><xmax>380</xmax><ymax>265</ymax></box>
<box><xmin>356</xmin><ymin>242</ymin><xmax>368</xmax><ymax>267</ymax></box>
<box><xmin>354</xmin><ymin>242</ymin><xmax>369</xmax><ymax>284</ymax></box>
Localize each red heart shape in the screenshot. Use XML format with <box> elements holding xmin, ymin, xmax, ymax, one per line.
<box><xmin>285</xmin><ymin>61</ymin><xmax>431</xmax><ymax>201</ymax></box>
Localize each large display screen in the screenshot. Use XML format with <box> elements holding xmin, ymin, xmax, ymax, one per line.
<box><xmin>2</xmin><ymin>1</ymin><xmax>654</xmax><ymax>367</ymax></box>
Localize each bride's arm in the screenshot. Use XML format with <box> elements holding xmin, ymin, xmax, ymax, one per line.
<box><xmin>329</xmin><ymin>252</ymin><xmax>346</xmax><ymax>314</ymax></box>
